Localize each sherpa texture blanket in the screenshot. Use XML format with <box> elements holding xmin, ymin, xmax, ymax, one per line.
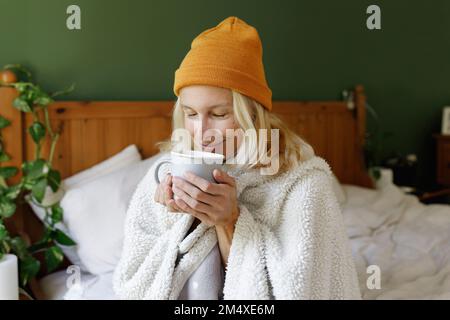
<box><xmin>113</xmin><ymin>156</ymin><xmax>361</xmax><ymax>300</ymax></box>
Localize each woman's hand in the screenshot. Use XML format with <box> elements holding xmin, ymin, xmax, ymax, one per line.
<box><xmin>154</xmin><ymin>174</ymin><xmax>182</xmax><ymax>212</ymax></box>
<box><xmin>171</xmin><ymin>169</ymin><xmax>240</xmax><ymax>228</ymax></box>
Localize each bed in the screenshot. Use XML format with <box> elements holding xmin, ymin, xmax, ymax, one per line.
<box><xmin>1</xmin><ymin>85</ymin><xmax>449</xmax><ymax>299</ymax></box>
<box><xmin>343</xmin><ymin>183</ymin><xmax>450</xmax><ymax>299</ymax></box>
<box><xmin>34</xmin><ymin>180</ymin><xmax>450</xmax><ymax>300</ymax></box>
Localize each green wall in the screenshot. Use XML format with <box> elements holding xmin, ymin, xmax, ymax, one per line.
<box><xmin>1</xmin><ymin>0</ymin><xmax>449</xmax><ymax>187</ymax></box>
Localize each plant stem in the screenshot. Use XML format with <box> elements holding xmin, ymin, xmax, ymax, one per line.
<box><xmin>28</xmin><ymin>245</ymin><xmax>49</xmax><ymax>255</ymax></box>
<box><xmin>32</xmin><ymin>111</ymin><xmax>41</xmax><ymax>160</ymax></box>
<box><xmin>48</xmin><ymin>134</ymin><xmax>59</xmax><ymax>165</ymax></box>
<box><xmin>43</xmin><ymin>107</ymin><xmax>59</xmax><ymax>165</ymax></box>
<box><xmin>43</xmin><ymin>107</ymin><xmax>54</xmax><ymax>137</ymax></box>
<box><xmin>35</xmin><ymin>144</ymin><xmax>41</xmax><ymax>160</ymax></box>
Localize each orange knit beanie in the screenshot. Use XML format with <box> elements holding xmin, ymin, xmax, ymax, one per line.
<box><xmin>174</xmin><ymin>16</ymin><xmax>272</xmax><ymax>111</ymax></box>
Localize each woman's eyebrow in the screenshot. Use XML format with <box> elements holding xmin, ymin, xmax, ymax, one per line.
<box><xmin>181</xmin><ymin>105</ymin><xmax>195</xmax><ymax>111</ymax></box>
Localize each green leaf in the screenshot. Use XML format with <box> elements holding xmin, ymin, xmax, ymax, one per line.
<box><xmin>25</xmin><ymin>88</ymin><xmax>38</xmax><ymax>102</ymax></box>
<box><xmin>21</xmin><ymin>161</ymin><xmax>33</xmax><ymax>175</ymax></box>
<box><xmin>0</xmin><ymin>152</ymin><xmax>11</xmax><ymax>162</ymax></box>
<box><xmin>0</xmin><ymin>222</ymin><xmax>7</xmax><ymax>241</ymax></box>
<box><xmin>31</xmin><ymin>177</ymin><xmax>47</xmax><ymax>203</ymax></box>
<box><xmin>0</xmin><ymin>198</ymin><xmax>16</xmax><ymax>218</ymax></box>
<box><xmin>12</xmin><ymin>82</ymin><xmax>32</xmax><ymax>93</ymax></box>
<box><xmin>0</xmin><ymin>116</ymin><xmax>11</xmax><ymax>129</ymax></box>
<box><xmin>9</xmin><ymin>236</ymin><xmax>28</xmax><ymax>260</ymax></box>
<box><xmin>5</xmin><ymin>183</ymin><xmax>22</xmax><ymax>200</ymax></box>
<box><xmin>41</xmin><ymin>227</ymin><xmax>53</xmax><ymax>243</ymax></box>
<box><xmin>22</xmin><ymin>180</ymin><xmax>34</xmax><ymax>191</ymax></box>
<box><xmin>34</xmin><ymin>94</ymin><xmax>53</xmax><ymax>106</ymax></box>
<box><xmin>19</xmin><ymin>256</ymin><xmax>40</xmax><ymax>286</ymax></box>
<box><xmin>28</xmin><ymin>228</ymin><xmax>52</xmax><ymax>253</ymax></box>
<box><xmin>53</xmin><ymin>229</ymin><xmax>75</xmax><ymax>246</ymax></box>
<box><xmin>28</xmin><ymin>121</ymin><xmax>46</xmax><ymax>143</ymax></box>
<box><xmin>23</xmin><ymin>159</ymin><xmax>46</xmax><ymax>179</ymax></box>
<box><xmin>0</xmin><ymin>166</ymin><xmax>18</xmax><ymax>179</ymax></box>
<box><xmin>13</xmin><ymin>96</ymin><xmax>32</xmax><ymax>112</ymax></box>
<box><xmin>51</xmin><ymin>204</ymin><xmax>63</xmax><ymax>223</ymax></box>
<box><xmin>0</xmin><ymin>185</ymin><xmax>6</xmax><ymax>196</ymax></box>
<box><xmin>45</xmin><ymin>246</ymin><xmax>63</xmax><ymax>273</ymax></box>
<box><xmin>47</xmin><ymin>169</ymin><xmax>61</xmax><ymax>192</ymax></box>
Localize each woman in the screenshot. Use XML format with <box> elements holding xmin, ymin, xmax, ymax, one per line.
<box><xmin>113</xmin><ymin>16</ymin><xmax>361</xmax><ymax>300</ymax></box>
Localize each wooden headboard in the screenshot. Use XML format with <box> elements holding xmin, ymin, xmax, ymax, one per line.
<box><xmin>0</xmin><ymin>84</ymin><xmax>372</xmax><ymax>185</ymax></box>
<box><xmin>1</xmin><ymin>84</ymin><xmax>372</xmax><ymax>232</ymax></box>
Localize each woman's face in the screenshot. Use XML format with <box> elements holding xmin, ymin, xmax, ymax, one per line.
<box><xmin>179</xmin><ymin>85</ymin><xmax>240</xmax><ymax>156</ymax></box>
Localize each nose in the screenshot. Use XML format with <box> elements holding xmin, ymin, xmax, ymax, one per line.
<box><xmin>193</xmin><ymin>115</ymin><xmax>212</xmax><ymax>142</ymax></box>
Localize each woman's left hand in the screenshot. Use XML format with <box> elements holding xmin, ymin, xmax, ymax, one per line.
<box><xmin>172</xmin><ymin>169</ymin><xmax>239</xmax><ymax>228</ymax></box>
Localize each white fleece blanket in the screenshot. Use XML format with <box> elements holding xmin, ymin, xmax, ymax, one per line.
<box><xmin>342</xmin><ymin>183</ymin><xmax>450</xmax><ymax>299</ymax></box>
<box><xmin>42</xmin><ymin>173</ymin><xmax>450</xmax><ymax>300</ymax></box>
<box><xmin>112</xmin><ymin>156</ymin><xmax>361</xmax><ymax>300</ymax></box>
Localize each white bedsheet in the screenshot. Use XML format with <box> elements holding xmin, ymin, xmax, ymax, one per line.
<box><xmin>342</xmin><ymin>183</ymin><xmax>450</xmax><ymax>299</ymax></box>
<box><xmin>39</xmin><ymin>270</ymin><xmax>117</xmax><ymax>300</ymax></box>
<box><xmin>39</xmin><ymin>182</ymin><xmax>450</xmax><ymax>300</ymax></box>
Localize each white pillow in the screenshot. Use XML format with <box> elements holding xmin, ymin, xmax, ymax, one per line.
<box><xmin>61</xmin><ymin>155</ymin><xmax>159</xmax><ymax>275</ymax></box>
<box><xmin>64</xmin><ymin>145</ymin><xmax>142</xmax><ymax>189</ymax></box>
<box><xmin>30</xmin><ymin>145</ymin><xmax>142</xmax><ymax>272</ymax></box>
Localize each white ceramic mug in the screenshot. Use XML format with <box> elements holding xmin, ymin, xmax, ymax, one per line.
<box><xmin>154</xmin><ymin>150</ymin><xmax>225</xmax><ymax>184</ymax></box>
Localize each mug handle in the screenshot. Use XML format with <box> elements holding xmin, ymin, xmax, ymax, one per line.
<box><xmin>154</xmin><ymin>158</ymin><xmax>171</xmax><ymax>184</ymax></box>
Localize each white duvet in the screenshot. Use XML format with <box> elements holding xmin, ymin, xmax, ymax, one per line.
<box><xmin>342</xmin><ymin>183</ymin><xmax>450</xmax><ymax>299</ymax></box>
<box><xmin>39</xmin><ymin>182</ymin><xmax>450</xmax><ymax>300</ymax></box>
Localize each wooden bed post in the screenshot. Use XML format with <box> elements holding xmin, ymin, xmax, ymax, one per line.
<box><xmin>354</xmin><ymin>85</ymin><xmax>374</xmax><ymax>188</ymax></box>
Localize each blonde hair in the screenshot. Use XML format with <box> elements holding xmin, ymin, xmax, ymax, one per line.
<box><xmin>159</xmin><ymin>90</ymin><xmax>315</xmax><ymax>175</ymax></box>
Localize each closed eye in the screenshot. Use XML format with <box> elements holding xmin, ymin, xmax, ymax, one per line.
<box><xmin>184</xmin><ymin>112</ymin><xmax>228</xmax><ymax>118</ymax></box>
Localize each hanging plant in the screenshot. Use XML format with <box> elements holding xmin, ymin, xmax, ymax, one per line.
<box><xmin>0</xmin><ymin>64</ymin><xmax>75</xmax><ymax>290</ymax></box>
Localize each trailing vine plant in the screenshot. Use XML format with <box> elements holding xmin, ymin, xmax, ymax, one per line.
<box><xmin>0</xmin><ymin>64</ymin><xmax>75</xmax><ymax>289</ymax></box>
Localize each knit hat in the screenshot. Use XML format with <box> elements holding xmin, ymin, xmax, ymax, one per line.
<box><xmin>174</xmin><ymin>16</ymin><xmax>272</xmax><ymax>111</ymax></box>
